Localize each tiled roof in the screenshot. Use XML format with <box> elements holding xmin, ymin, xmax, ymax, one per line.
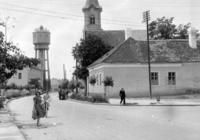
<box><xmin>88</xmin><ymin>38</ymin><xmax>200</xmax><ymax>68</ymax></box>
<box><xmin>83</xmin><ymin>0</ymin><xmax>102</xmax><ymax>10</ymax></box>
<box><xmin>85</xmin><ymin>30</ymin><xmax>125</xmax><ymax>47</ymax></box>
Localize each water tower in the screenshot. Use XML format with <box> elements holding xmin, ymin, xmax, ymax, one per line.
<box><xmin>33</xmin><ymin>26</ymin><xmax>51</xmax><ymax>91</ymax></box>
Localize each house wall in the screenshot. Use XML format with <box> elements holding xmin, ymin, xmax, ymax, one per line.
<box><xmin>7</xmin><ymin>68</ymin><xmax>29</xmax><ymax>86</ymax></box>
<box><xmin>88</xmin><ymin>67</ymin><xmax>105</xmax><ymax>96</ymax></box>
<box><xmin>7</xmin><ymin>68</ymin><xmax>42</xmax><ymax>87</ymax></box>
<box><xmin>88</xmin><ymin>63</ymin><xmax>200</xmax><ymax>98</ymax></box>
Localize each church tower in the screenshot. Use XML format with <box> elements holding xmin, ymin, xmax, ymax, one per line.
<box><xmin>82</xmin><ymin>0</ymin><xmax>102</xmax><ymax>31</ymax></box>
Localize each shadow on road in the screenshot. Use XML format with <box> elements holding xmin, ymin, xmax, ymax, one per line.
<box><xmin>8</xmin><ymin>109</ymin><xmax>61</xmax><ymax>130</ymax></box>
<box><xmin>15</xmin><ymin>122</ymin><xmax>63</xmax><ymax>130</ymax></box>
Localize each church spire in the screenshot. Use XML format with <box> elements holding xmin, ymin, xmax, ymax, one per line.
<box><xmin>83</xmin><ymin>0</ymin><xmax>102</xmax><ymax>11</ymax></box>
<box><xmin>83</xmin><ymin>0</ymin><xmax>102</xmax><ymax>31</ymax></box>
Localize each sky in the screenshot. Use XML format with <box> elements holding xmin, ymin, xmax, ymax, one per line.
<box><xmin>0</xmin><ymin>0</ymin><xmax>199</xmax><ymax>80</ymax></box>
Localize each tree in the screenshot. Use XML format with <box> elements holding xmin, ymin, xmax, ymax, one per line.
<box><xmin>89</xmin><ymin>76</ymin><xmax>96</xmax><ymax>86</ymax></box>
<box><xmin>68</xmin><ymin>80</ymin><xmax>76</xmax><ymax>93</ymax></box>
<box><xmin>175</xmin><ymin>23</ymin><xmax>191</xmax><ymax>39</ymax></box>
<box><xmin>0</xmin><ymin>32</ymin><xmax>39</xmax><ymax>86</ymax></box>
<box><xmin>77</xmin><ymin>81</ymin><xmax>85</xmax><ymax>89</ymax></box>
<box><xmin>72</xmin><ymin>35</ymin><xmax>113</xmax><ymax>94</ymax></box>
<box><xmin>149</xmin><ymin>16</ymin><xmax>191</xmax><ymax>39</ymax></box>
<box><xmin>103</xmin><ymin>76</ymin><xmax>114</xmax><ymax>97</ymax></box>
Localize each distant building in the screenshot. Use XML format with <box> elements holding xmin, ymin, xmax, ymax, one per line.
<box><xmin>7</xmin><ymin>67</ymin><xmax>42</xmax><ymax>87</ymax></box>
<box><xmin>51</xmin><ymin>78</ymin><xmax>62</xmax><ymax>91</ymax></box>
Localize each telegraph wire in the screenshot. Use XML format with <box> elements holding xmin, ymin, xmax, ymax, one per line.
<box><xmin>0</xmin><ymin>1</ymin><xmax>144</xmax><ymax>27</ymax></box>
<box><xmin>0</xmin><ymin>6</ymin><xmax>144</xmax><ymax>28</ymax></box>
<box><xmin>0</xmin><ymin>1</ymin><xmax>83</xmax><ymax>18</ymax></box>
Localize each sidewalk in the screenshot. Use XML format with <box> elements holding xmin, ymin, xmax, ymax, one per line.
<box><xmin>109</xmin><ymin>98</ymin><xmax>200</xmax><ymax>106</ymax></box>
<box><xmin>0</xmin><ymin>108</ymin><xmax>25</xmax><ymax>140</ymax></box>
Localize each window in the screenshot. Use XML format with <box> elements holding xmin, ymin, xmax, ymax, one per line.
<box><xmin>168</xmin><ymin>72</ymin><xmax>176</xmax><ymax>85</ymax></box>
<box><xmin>96</xmin><ymin>75</ymin><xmax>98</xmax><ymax>85</ymax></box>
<box><xmin>18</xmin><ymin>73</ymin><xmax>22</xmax><ymax>79</ymax></box>
<box><xmin>90</xmin><ymin>16</ymin><xmax>95</xmax><ymax>24</ymax></box>
<box><xmin>151</xmin><ymin>72</ymin><xmax>159</xmax><ymax>85</ymax></box>
<box><xmin>99</xmin><ymin>73</ymin><xmax>102</xmax><ymax>85</ymax></box>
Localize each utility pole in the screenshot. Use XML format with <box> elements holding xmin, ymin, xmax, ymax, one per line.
<box><xmin>143</xmin><ymin>10</ymin><xmax>152</xmax><ymax>99</ymax></box>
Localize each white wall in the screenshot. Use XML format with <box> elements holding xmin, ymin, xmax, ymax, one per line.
<box><xmin>89</xmin><ymin>63</ymin><xmax>200</xmax><ymax>98</ymax></box>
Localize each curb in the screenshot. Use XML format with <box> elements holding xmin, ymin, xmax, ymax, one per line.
<box><xmin>68</xmin><ymin>98</ymin><xmax>200</xmax><ymax>107</ymax></box>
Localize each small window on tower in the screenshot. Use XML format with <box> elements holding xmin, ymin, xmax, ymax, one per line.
<box><xmin>90</xmin><ymin>16</ymin><xmax>95</xmax><ymax>24</ymax></box>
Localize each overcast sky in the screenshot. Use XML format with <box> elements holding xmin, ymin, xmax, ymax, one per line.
<box><xmin>0</xmin><ymin>0</ymin><xmax>199</xmax><ymax>79</ymax></box>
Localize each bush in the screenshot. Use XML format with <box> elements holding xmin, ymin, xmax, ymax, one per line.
<box><xmin>4</xmin><ymin>89</ymin><xmax>30</xmax><ymax>99</ymax></box>
<box><xmin>70</xmin><ymin>93</ymin><xmax>108</xmax><ymax>103</ymax></box>
<box><xmin>0</xmin><ymin>96</ymin><xmax>6</xmax><ymax>109</ymax></box>
<box><xmin>89</xmin><ymin>76</ymin><xmax>96</xmax><ymax>86</ymax></box>
<box><xmin>103</xmin><ymin>76</ymin><xmax>114</xmax><ymax>87</ymax></box>
<box><xmin>5</xmin><ymin>83</ymin><xmax>18</xmax><ymax>90</ymax></box>
<box><xmin>91</xmin><ymin>94</ymin><xmax>108</xmax><ymax>103</ymax></box>
<box><xmin>185</xmin><ymin>89</ymin><xmax>200</xmax><ymax>95</ymax></box>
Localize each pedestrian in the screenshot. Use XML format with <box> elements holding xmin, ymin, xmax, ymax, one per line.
<box><xmin>58</xmin><ymin>86</ymin><xmax>62</xmax><ymax>100</ymax></box>
<box><xmin>32</xmin><ymin>91</ymin><xmax>46</xmax><ymax>127</ymax></box>
<box><xmin>43</xmin><ymin>92</ymin><xmax>50</xmax><ymax>118</ymax></box>
<box><xmin>119</xmin><ymin>88</ymin><xmax>126</xmax><ymax>105</ymax></box>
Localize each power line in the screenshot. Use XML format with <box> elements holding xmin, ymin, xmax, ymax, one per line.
<box><xmin>0</xmin><ymin>6</ymin><xmax>144</xmax><ymax>28</ymax></box>
<box><xmin>0</xmin><ymin>2</ymin><xmax>143</xmax><ymax>26</ymax></box>
<box><xmin>0</xmin><ymin>2</ymin><xmax>195</xmax><ymax>28</ymax></box>
<box><xmin>0</xmin><ymin>2</ymin><xmax>83</xmax><ymax>17</ymax></box>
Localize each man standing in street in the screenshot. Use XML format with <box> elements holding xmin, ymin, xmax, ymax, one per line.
<box><xmin>119</xmin><ymin>88</ymin><xmax>126</xmax><ymax>105</ymax></box>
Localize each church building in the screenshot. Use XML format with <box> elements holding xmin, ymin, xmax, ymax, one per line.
<box><xmin>85</xmin><ymin>0</ymin><xmax>200</xmax><ymax>98</ymax></box>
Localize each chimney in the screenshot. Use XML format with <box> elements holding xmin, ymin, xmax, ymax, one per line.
<box><xmin>189</xmin><ymin>27</ymin><xmax>198</xmax><ymax>48</ymax></box>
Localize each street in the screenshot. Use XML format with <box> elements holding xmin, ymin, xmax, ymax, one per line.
<box><xmin>8</xmin><ymin>93</ymin><xmax>200</xmax><ymax>140</ymax></box>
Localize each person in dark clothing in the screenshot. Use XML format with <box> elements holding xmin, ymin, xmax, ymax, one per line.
<box><xmin>119</xmin><ymin>88</ymin><xmax>126</xmax><ymax>105</ymax></box>
<box><xmin>58</xmin><ymin>87</ymin><xmax>62</xmax><ymax>100</ymax></box>
<box><xmin>32</xmin><ymin>91</ymin><xmax>46</xmax><ymax>126</ymax></box>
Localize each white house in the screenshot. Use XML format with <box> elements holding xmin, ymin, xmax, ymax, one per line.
<box><xmin>7</xmin><ymin>67</ymin><xmax>42</xmax><ymax>87</ymax></box>
<box><xmin>88</xmin><ymin>38</ymin><xmax>200</xmax><ymax>98</ymax></box>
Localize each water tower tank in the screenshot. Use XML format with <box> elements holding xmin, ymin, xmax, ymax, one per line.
<box><xmin>33</xmin><ymin>26</ymin><xmax>50</xmax><ymax>49</ymax></box>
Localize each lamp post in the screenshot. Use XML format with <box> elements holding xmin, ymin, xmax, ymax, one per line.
<box><xmin>143</xmin><ymin>10</ymin><xmax>152</xmax><ymax>99</ymax></box>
